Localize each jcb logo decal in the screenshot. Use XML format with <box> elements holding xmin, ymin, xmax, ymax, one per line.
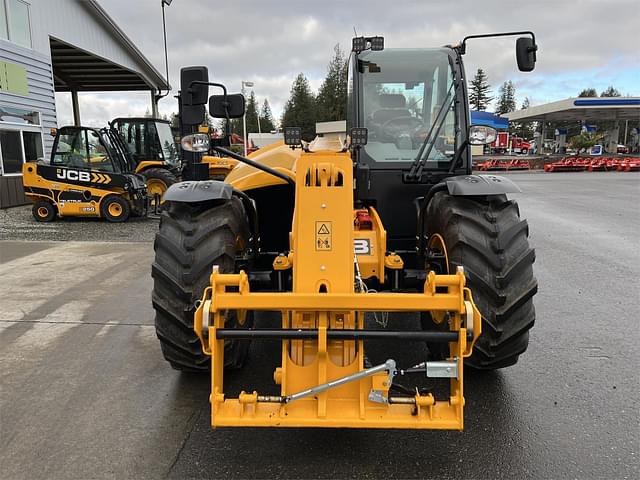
<box><xmin>56</xmin><ymin>169</ymin><xmax>90</xmax><ymax>182</ymax></box>
<box><xmin>55</xmin><ymin>169</ymin><xmax>111</xmax><ymax>184</ymax></box>
<box><xmin>91</xmin><ymin>172</ymin><xmax>112</xmax><ymax>184</ymax></box>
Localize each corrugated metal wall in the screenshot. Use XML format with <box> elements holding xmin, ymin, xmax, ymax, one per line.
<box><xmin>0</xmin><ymin>41</ymin><xmax>55</xmax><ymax>208</ymax></box>
<box><xmin>0</xmin><ymin>41</ymin><xmax>56</xmax><ymax>153</ymax></box>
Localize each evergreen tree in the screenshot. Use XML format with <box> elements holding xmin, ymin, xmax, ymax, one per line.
<box><xmin>600</xmin><ymin>85</ymin><xmax>621</xmax><ymax>97</ymax></box>
<box><xmin>244</xmin><ymin>91</ymin><xmax>260</xmax><ymax>133</ymax></box>
<box><xmin>170</xmin><ymin>112</ymin><xmax>180</xmax><ymax>130</ymax></box>
<box><xmin>578</xmin><ymin>88</ymin><xmax>598</xmax><ymax>97</ymax></box>
<box><xmin>468</xmin><ymin>68</ymin><xmax>492</xmax><ymax>111</ymax></box>
<box><xmin>495</xmin><ymin>81</ymin><xmax>516</xmax><ymax>115</ymax></box>
<box><xmin>229</xmin><ymin>118</ymin><xmax>242</xmax><ymax>137</ymax></box>
<box><xmin>516</xmin><ymin>97</ymin><xmax>535</xmax><ymax>139</ymax></box>
<box><xmin>281</xmin><ymin>73</ymin><xmax>317</xmax><ymax>141</ymax></box>
<box><xmin>259</xmin><ymin>99</ymin><xmax>276</xmax><ymax>132</ymax></box>
<box><xmin>316</xmin><ymin>44</ymin><xmax>348</xmax><ymax>122</ymax></box>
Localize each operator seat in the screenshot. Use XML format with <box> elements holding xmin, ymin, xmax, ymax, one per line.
<box><xmin>372</xmin><ymin>93</ymin><xmax>412</xmax><ymax>126</ymax></box>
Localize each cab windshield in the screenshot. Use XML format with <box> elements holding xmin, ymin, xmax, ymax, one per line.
<box><xmin>155</xmin><ymin>121</ymin><xmax>179</xmax><ymax>166</ymax></box>
<box><xmin>359</xmin><ymin>49</ymin><xmax>456</xmax><ymax>165</ymax></box>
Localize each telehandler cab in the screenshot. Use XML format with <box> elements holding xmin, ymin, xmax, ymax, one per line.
<box><xmin>111</xmin><ymin>117</ymin><xmax>180</xmax><ymax>202</ymax></box>
<box><xmin>152</xmin><ymin>32</ymin><xmax>538</xmax><ymax>430</ymax></box>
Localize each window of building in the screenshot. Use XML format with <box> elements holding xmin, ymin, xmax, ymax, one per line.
<box><xmin>0</xmin><ymin>104</ymin><xmax>43</xmax><ymax>175</ymax></box>
<box><xmin>0</xmin><ymin>105</ymin><xmax>39</xmax><ymax>125</ymax></box>
<box><xmin>0</xmin><ymin>129</ymin><xmax>22</xmax><ymax>173</ymax></box>
<box><xmin>0</xmin><ymin>0</ymin><xmax>32</xmax><ymax>48</ymax></box>
<box><xmin>23</xmin><ymin>130</ymin><xmax>42</xmax><ymax>161</ymax></box>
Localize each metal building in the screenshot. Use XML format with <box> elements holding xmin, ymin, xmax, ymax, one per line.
<box><xmin>0</xmin><ymin>0</ymin><xmax>169</xmax><ymax>208</ymax></box>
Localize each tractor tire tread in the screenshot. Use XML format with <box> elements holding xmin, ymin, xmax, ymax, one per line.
<box><xmin>425</xmin><ymin>191</ymin><xmax>537</xmax><ymax>370</ymax></box>
<box><xmin>152</xmin><ymin>198</ymin><xmax>250</xmax><ymax>372</ymax></box>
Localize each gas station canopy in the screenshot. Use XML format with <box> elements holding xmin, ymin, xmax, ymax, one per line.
<box><xmin>470</xmin><ymin>111</ymin><xmax>509</xmax><ymax>130</ymax></box>
<box><xmin>506</xmin><ymin>97</ymin><xmax>640</xmax><ymax>122</ymax></box>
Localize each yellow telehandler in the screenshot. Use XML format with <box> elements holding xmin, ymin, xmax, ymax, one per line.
<box><xmin>152</xmin><ymin>32</ymin><xmax>538</xmax><ymax>429</ymax></box>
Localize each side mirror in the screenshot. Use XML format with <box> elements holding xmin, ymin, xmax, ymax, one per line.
<box><xmin>516</xmin><ymin>37</ymin><xmax>537</xmax><ymax>72</ymax></box>
<box><xmin>209</xmin><ymin>94</ymin><xmax>245</xmax><ymax>119</ymax></box>
<box><xmin>469</xmin><ymin>125</ymin><xmax>497</xmax><ymax>145</ymax></box>
<box><xmin>181</xmin><ymin>104</ymin><xmax>205</xmax><ymax>126</ymax></box>
<box><xmin>180</xmin><ymin>66</ymin><xmax>209</xmax><ymax>106</ymax></box>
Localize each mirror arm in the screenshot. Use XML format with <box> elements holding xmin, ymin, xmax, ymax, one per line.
<box><xmin>460</xmin><ymin>31</ymin><xmax>536</xmax><ymax>55</ymax></box>
<box><xmin>187</xmin><ymin>81</ymin><xmax>227</xmax><ymax>97</ymax></box>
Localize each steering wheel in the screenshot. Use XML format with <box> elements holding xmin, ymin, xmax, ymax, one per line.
<box><xmin>380</xmin><ymin>116</ymin><xmax>424</xmax><ymax>141</ymax></box>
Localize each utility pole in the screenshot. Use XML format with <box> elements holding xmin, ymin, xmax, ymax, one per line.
<box><xmin>241</xmin><ymin>80</ymin><xmax>254</xmax><ymax>156</ymax></box>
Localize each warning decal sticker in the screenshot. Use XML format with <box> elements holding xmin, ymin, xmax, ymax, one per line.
<box><xmin>315</xmin><ymin>221</ymin><xmax>332</xmax><ymax>251</ymax></box>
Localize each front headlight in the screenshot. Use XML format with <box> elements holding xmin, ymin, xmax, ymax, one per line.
<box><xmin>181</xmin><ymin>133</ymin><xmax>209</xmax><ymax>153</ymax></box>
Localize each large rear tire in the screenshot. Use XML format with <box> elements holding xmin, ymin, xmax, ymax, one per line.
<box><xmin>422</xmin><ymin>192</ymin><xmax>537</xmax><ymax>369</ymax></box>
<box><xmin>141</xmin><ymin>168</ymin><xmax>178</xmax><ymax>207</ymax></box>
<box><xmin>151</xmin><ymin>198</ymin><xmax>252</xmax><ymax>372</ymax></box>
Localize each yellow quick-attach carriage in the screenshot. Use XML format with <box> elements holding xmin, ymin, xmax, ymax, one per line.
<box><xmin>193</xmin><ymin>150</ymin><xmax>481</xmax><ymax>429</ymax></box>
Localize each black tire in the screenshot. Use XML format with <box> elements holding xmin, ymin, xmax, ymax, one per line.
<box><xmin>421</xmin><ymin>192</ymin><xmax>537</xmax><ymax>369</ymax></box>
<box><xmin>101</xmin><ymin>195</ymin><xmax>130</xmax><ymax>223</ymax></box>
<box><xmin>141</xmin><ymin>168</ymin><xmax>178</xmax><ymax>206</ymax></box>
<box><xmin>151</xmin><ymin>198</ymin><xmax>252</xmax><ymax>372</ymax></box>
<box><xmin>32</xmin><ymin>200</ymin><xmax>56</xmax><ymax>222</ymax></box>
<box><xmin>521</xmin><ymin>148</ymin><xmax>528</xmax><ymax>155</ymax></box>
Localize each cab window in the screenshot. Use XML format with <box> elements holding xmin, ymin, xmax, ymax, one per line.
<box><xmin>52</xmin><ymin>129</ymin><xmax>114</xmax><ymax>172</ymax></box>
<box><xmin>360</xmin><ymin>49</ymin><xmax>456</xmax><ymax>165</ymax></box>
<box><xmin>115</xmin><ymin>120</ymin><xmax>163</xmax><ymax>163</ymax></box>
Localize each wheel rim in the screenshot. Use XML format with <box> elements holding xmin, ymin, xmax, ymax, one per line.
<box><xmin>427</xmin><ymin>233</ymin><xmax>449</xmax><ymax>325</ymax></box>
<box><xmin>108</xmin><ymin>202</ymin><xmax>123</xmax><ymax>217</ymax></box>
<box><xmin>427</xmin><ymin>233</ymin><xmax>449</xmax><ymax>274</ymax></box>
<box><xmin>146</xmin><ymin>179</ymin><xmax>167</xmax><ymax>206</ymax></box>
<box><xmin>37</xmin><ymin>206</ymin><xmax>49</xmax><ymax>218</ymax></box>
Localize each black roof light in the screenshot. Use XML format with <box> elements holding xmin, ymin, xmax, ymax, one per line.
<box><xmin>352</xmin><ymin>36</ymin><xmax>385</xmax><ymax>54</ymax></box>
<box><xmin>284</xmin><ymin>127</ymin><xmax>302</xmax><ymax>147</ymax></box>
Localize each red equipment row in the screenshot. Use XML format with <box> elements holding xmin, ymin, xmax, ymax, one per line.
<box><xmin>477</xmin><ymin>159</ymin><xmax>531</xmax><ymax>171</ymax></box>
<box><xmin>544</xmin><ymin>157</ymin><xmax>640</xmax><ymax>172</ymax></box>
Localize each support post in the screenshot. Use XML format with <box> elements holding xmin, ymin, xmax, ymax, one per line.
<box><xmin>624</xmin><ymin>120</ymin><xmax>629</xmax><ymax>145</ymax></box>
<box><xmin>151</xmin><ymin>90</ymin><xmax>159</xmax><ymax>118</ymax></box>
<box><xmin>606</xmin><ymin>126</ymin><xmax>619</xmax><ymax>154</ymax></box>
<box><xmin>71</xmin><ymin>90</ymin><xmax>81</xmax><ymax>126</ymax></box>
<box><xmin>540</xmin><ymin>120</ymin><xmax>547</xmax><ymax>154</ymax></box>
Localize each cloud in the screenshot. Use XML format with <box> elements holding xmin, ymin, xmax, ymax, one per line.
<box><xmin>58</xmin><ymin>0</ymin><xmax>640</xmax><ymax>125</ymax></box>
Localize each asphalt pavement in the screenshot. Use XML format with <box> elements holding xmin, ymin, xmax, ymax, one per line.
<box><xmin>0</xmin><ymin>171</ymin><xmax>638</xmax><ymax>479</ymax></box>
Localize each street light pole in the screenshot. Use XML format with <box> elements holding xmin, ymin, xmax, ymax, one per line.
<box><xmin>154</xmin><ymin>0</ymin><xmax>172</xmax><ymax>109</ymax></box>
<box><xmin>241</xmin><ymin>80</ymin><xmax>254</xmax><ymax>156</ymax></box>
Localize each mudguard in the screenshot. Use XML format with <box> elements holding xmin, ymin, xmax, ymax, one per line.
<box><xmin>163</xmin><ymin>180</ymin><xmax>232</xmax><ymax>203</ymax></box>
<box><xmin>445</xmin><ymin>174</ymin><xmax>522</xmax><ymax>196</ymax></box>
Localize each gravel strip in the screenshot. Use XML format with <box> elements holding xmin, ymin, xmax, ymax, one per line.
<box><xmin>0</xmin><ymin>205</ymin><xmax>158</xmax><ymax>242</ymax></box>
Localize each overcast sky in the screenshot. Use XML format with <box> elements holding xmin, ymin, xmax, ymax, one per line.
<box><xmin>56</xmin><ymin>0</ymin><xmax>640</xmax><ymax>127</ymax></box>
